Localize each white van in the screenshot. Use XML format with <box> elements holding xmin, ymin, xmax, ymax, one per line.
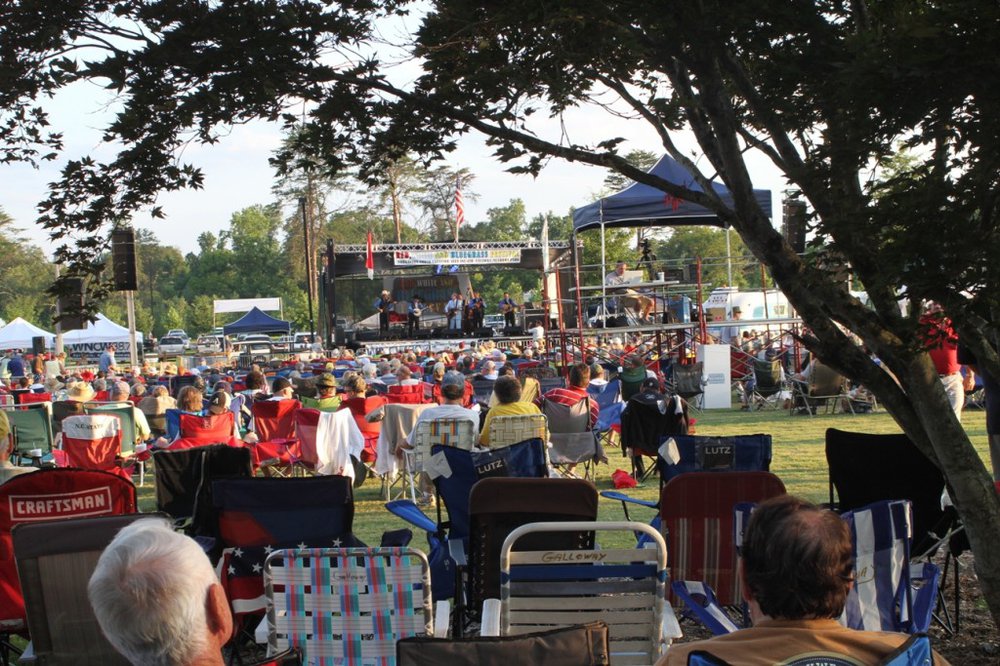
<box><xmin>702</xmin><ymin>287</ymin><xmax>793</xmax><ymax>323</ymax></box>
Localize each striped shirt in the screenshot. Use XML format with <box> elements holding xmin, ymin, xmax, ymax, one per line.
<box><xmin>538</xmin><ymin>386</ymin><xmax>599</xmax><ymax>429</ymax></box>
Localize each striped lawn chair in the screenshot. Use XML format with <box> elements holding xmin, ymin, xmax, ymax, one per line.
<box><xmin>486</xmin><ymin>414</ymin><xmax>547</xmax><ymax>449</ymax></box>
<box><xmin>403</xmin><ymin>418</ymin><xmax>476</xmax><ymax>502</ymax></box>
<box><xmin>264</xmin><ymin>547</ymin><xmax>447</xmax><ymax>662</ymax></box>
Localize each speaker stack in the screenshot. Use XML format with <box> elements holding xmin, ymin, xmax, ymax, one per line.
<box><xmin>57</xmin><ymin>277</ymin><xmax>86</xmax><ymax>332</ymax></box>
<box><xmin>111</xmin><ymin>227</ymin><xmax>138</xmax><ymax>291</ymax></box>
<box><xmin>503</xmin><ymin>326</ymin><xmax>524</xmax><ymax>336</ymax></box>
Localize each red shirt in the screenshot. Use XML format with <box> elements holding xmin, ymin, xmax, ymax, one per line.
<box><xmin>538</xmin><ymin>386</ymin><xmax>600</xmax><ymax>429</ymax></box>
<box><xmin>919</xmin><ymin>314</ymin><xmax>960</xmax><ymax>375</ymax></box>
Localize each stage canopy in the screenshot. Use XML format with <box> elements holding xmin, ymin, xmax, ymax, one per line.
<box><xmin>222</xmin><ymin>307</ymin><xmax>291</xmax><ymax>336</ymax></box>
<box><xmin>0</xmin><ymin>317</ymin><xmax>54</xmax><ymax>350</ymax></box>
<box><xmin>213</xmin><ymin>297</ymin><xmax>282</xmax><ymax>315</ymax></box>
<box><xmin>572</xmin><ymin>154</ymin><xmax>772</xmax><ymax>231</ymax></box>
<box><xmin>62</xmin><ymin>313</ymin><xmax>144</xmax><ymax>346</ymax></box>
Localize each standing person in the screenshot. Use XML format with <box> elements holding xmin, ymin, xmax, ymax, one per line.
<box><xmin>7</xmin><ymin>351</ymin><xmax>25</xmax><ymax>380</ymax></box>
<box><xmin>99</xmin><ymin>344</ymin><xmax>117</xmax><ymax>375</ymax></box>
<box><xmin>919</xmin><ymin>302</ymin><xmax>965</xmax><ymax>420</ymax></box>
<box><xmin>958</xmin><ymin>342</ymin><xmax>1000</xmax><ymax>480</ymax></box>
<box><xmin>375</xmin><ymin>290</ymin><xmax>393</xmax><ymax>334</ymax></box>
<box><xmin>659</xmin><ymin>495</ymin><xmax>952</xmax><ymax>665</ymax></box>
<box><xmin>445</xmin><ymin>291</ymin><xmax>465</xmax><ymax>331</ymax></box>
<box><xmin>407</xmin><ymin>295</ymin><xmax>423</xmax><ymax>337</ymax></box>
<box><xmin>44</xmin><ymin>352</ymin><xmax>65</xmax><ymax>381</ymax></box>
<box><xmin>499</xmin><ymin>291</ymin><xmax>518</xmax><ymax>329</ymax></box>
<box><xmin>469</xmin><ymin>291</ymin><xmax>485</xmax><ymax>331</ymax></box>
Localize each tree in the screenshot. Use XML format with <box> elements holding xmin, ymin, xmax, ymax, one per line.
<box><xmin>5</xmin><ymin>1</ymin><xmax>1000</xmax><ymax>626</ymax></box>
<box><xmin>657</xmin><ymin>227</ymin><xmax>755</xmax><ymax>290</ymax></box>
<box><xmin>603</xmin><ymin>150</ymin><xmax>658</xmax><ymax>193</ymax></box>
<box><xmin>416</xmin><ymin>165</ymin><xmax>478</xmax><ymax>240</ymax></box>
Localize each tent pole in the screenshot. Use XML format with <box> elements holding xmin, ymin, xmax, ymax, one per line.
<box><xmin>726</xmin><ymin>226</ymin><xmax>733</xmax><ymax>286</ymax></box>
<box><xmin>600</xmin><ymin>217</ymin><xmax>607</xmax><ymax>324</ymax></box>
<box><xmin>126</xmin><ymin>291</ymin><xmax>138</xmax><ymax>370</ymax></box>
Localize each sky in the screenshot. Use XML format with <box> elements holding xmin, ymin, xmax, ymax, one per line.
<box><xmin>0</xmin><ymin>22</ymin><xmax>787</xmax><ymax>257</ymax></box>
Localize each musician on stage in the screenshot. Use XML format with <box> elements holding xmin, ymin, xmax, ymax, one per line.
<box><xmin>603</xmin><ymin>260</ymin><xmax>655</xmax><ymax>324</ymax></box>
<box><xmin>445</xmin><ymin>291</ymin><xmax>464</xmax><ymax>331</ymax></box>
<box><xmin>468</xmin><ymin>290</ymin><xmax>485</xmax><ymax>331</ymax></box>
<box><xmin>375</xmin><ymin>290</ymin><xmax>393</xmax><ymax>333</ymax></box>
<box><xmin>499</xmin><ymin>292</ymin><xmax>519</xmax><ymax>328</ymax></box>
<box><xmin>407</xmin><ymin>295</ymin><xmax>423</xmax><ymax>337</ymax></box>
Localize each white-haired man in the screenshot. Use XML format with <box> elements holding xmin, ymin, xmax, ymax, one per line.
<box><xmin>89</xmin><ymin>518</ymin><xmax>232</xmax><ymax>666</ymax></box>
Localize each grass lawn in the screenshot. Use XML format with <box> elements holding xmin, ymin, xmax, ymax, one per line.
<box><xmin>135</xmin><ymin>405</ymin><xmax>992</xmax><ymax>550</ymax></box>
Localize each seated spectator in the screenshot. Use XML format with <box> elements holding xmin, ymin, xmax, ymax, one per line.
<box><xmin>396</xmin><ymin>365</ymin><xmax>421</xmax><ymax>387</ymax></box>
<box><xmin>309</xmin><ymin>373</ymin><xmax>341</xmax><ymax>410</ymax></box>
<box><xmin>588</xmin><ymin>363</ymin><xmax>608</xmax><ymax>388</ymax></box>
<box><xmin>477</xmin><ymin>360</ymin><xmax>499</xmax><ymax>381</ymax></box>
<box><xmin>129</xmin><ymin>382</ymin><xmax>146</xmax><ymax>405</ymax></box>
<box><xmin>240</xmin><ymin>371</ymin><xmax>267</xmax><ymax>401</ymax></box>
<box><xmin>108</xmin><ymin>380</ymin><xmax>152</xmax><ymax>442</ymax></box>
<box><xmin>480</xmin><ymin>376</ymin><xmax>543</xmax><ymax>447</ymax></box>
<box><xmin>51</xmin><ymin>380</ymin><xmax>95</xmax><ymax>434</ymax></box>
<box><xmin>268</xmin><ymin>377</ymin><xmax>294</xmax><ymax>401</ymax></box>
<box><xmin>538</xmin><ymin>362</ymin><xmax>599</xmax><ymax>430</ymax></box>
<box><xmin>658</xmin><ymin>495</ymin><xmax>952</xmax><ymax>665</ymax></box>
<box><xmin>0</xmin><ymin>411</ymin><xmax>37</xmax><ymax>484</ymax></box>
<box><xmin>89</xmin><ymin>518</ymin><xmax>233</xmax><ymax>666</ymax></box>
<box><xmin>177</xmin><ymin>385</ymin><xmax>204</xmax><ymax>415</ymax></box>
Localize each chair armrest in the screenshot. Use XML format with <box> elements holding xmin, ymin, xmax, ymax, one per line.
<box><xmin>600</xmin><ymin>490</ymin><xmax>658</xmax><ymax>508</ymax></box>
<box><xmin>20</xmin><ymin>641</ymin><xmax>36</xmax><ymax>663</ymax></box>
<box><xmin>254</xmin><ymin>615</ymin><xmax>268</xmax><ymax>644</ymax></box>
<box><xmin>385</xmin><ymin>500</ymin><xmax>437</xmax><ymax>533</ymax></box>
<box><xmin>662</xmin><ymin>600</ymin><xmax>683</xmax><ymax>640</ymax></box>
<box><xmin>481</xmin><ymin>599</ymin><xmax>501</xmax><ymax>637</ymax></box>
<box><xmin>433</xmin><ymin>600</ymin><xmax>451</xmax><ymax>638</ymax></box>
<box><xmin>448</xmin><ymin>538</ymin><xmax>467</xmax><ymax>567</ymax></box>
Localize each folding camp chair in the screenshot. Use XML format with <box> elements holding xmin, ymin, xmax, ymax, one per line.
<box><xmin>668</xmin><ymin>361</ymin><xmax>706</xmax><ymax>411</ymax></box>
<box><xmin>56</xmin><ymin>414</ymin><xmax>132</xmax><ymax>480</ymax></box>
<box><xmin>0</xmin><ymin>468</ymin><xmax>136</xmax><ymax>651</ymax></box>
<box><xmin>387</xmin><ymin>383</ymin><xmax>428</xmax><ymax>404</ymax></box>
<box><xmin>2</xmin><ymin>403</ymin><xmax>53</xmax><ymax>465</ymax></box>
<box><xmin>375</xmin><ymin>403</ymin><xmax>433</xmax><ymax>499</ymax></box>
<box><xmin>656</xmin><ymin>433</ymin><xmax>773</xmax><ymax>484</ymax></box>
<box><xmin>470</xmin><ymin>379</ymin><xmax>496</xmax><ymax>407</ymax></box>
<box><xmin>50</xmin><ymin>400</ymin><xmax>84</xmax><ymax>435</ymax></box>
<box><xmin>398</xmin><ymin>621</ymin><xmax>611</xmax><ymax>666</ymax></box>
<box><xmin>250</xmin><ymin>399</ymin><xmax>302</xmax><ymax>474</ymax></box>
<box><xmin>13</xmin><ymin>512</ymin><xmax>150</xmax><ymax>665</ymax></box>
<box><xmin>212</xmin><ymin>476</ymin><xmax>363</xmax><ymax>619</ymax></box>
<box><xmin>541</xmin><ymin>396</ymin><xmax>600</xmax><ymax>479</ymax></box>
<box><xmin>620</xmin><ymin>390</ymin><xmax>688</xmax><ymax>481</ymax></box>
<box><xmin>385</xmin><ymin>438</ymin><xmax>550</xmax><ymax>632</ymax></box>
<box><xmin>465</xmin><ymin>478</ymin><xmax>599</xmax><ymax>633</ymax></box>
<box><xmin>486</xmin><ymin>413</ymin><xmax>547</xmax><ymax>449</ymax></box>
<box><xmin>618</xmin><ymin>366</ymin><xmax>647</xmax><ymax>402</ymax></box>
<box><xmin>485</xmin><ymin>521</ymin><xmax>680</xmax><ymax>664</ymax></box>
<box><xmin>165</xmin><ymin>407</ymin><xmax>183</xmax><ymax>441</ymax></box>
<box><xmin>403</xmin><ymin>418</ymin><xmax>477</xmax><ymax>502</ymax></box>
<box><xmin>746</xmin><ymin>358</ymin><xmax>786</xmax><ymax>410</ymax></box>
<box><xmin>661</xmin><ymin>471</ymin><xmax>786</xmax><ymax>628</ymax></box>
<box><xmin>294</xmin><ymin>408</ymin><xmax>365</xmax><ymax>482</ymax></box>
<box><xmin>152</xmin><ymin>444</ymin><xmax>253</xmax><ymax>534</ymax></box>
<box><xmin>791</xmin><ymin>361</ymin><xmax>851</xmax><ymax>415</ymax></box>
<box><xmin>15</xmin><ymin>392</ymin><xmax>50</xmax><ymax>406</ymax></box>
<box><xmin>264</xmin><ymin>547</ymin><xmax>446</xmax><ymax>662</ymax></box>
<box><xmin>339</xmin><ymin>395</ymin><xmax>387</xmax><ymax>466</ymax></box>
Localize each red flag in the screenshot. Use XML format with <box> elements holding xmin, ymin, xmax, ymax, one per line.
<box><xmin>365</xmin><ymin>230</ymin><xmax>374</xmax><ymax>280</ymax></box>
<box><xmin>455</xmin><ymin>176</ymin><xmax>465</xmax><ymax>232</ymax></box>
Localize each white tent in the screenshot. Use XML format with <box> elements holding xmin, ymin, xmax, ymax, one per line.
<box><xmin>0</xmin><ymin>317</ymin><xmax>55</xmax><ymax>350</ymax></box>
<box><xmin>63</xmin><ymin>313</ymin><xmax>143</xmax><ymax>353</ymax></box>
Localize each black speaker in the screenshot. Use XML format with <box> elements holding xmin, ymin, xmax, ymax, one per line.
<box><xmin>475</xmin><ymin>327</ymin><xmax>494</xmax><ymax>338</ymax></box>
<box><xmin>355</xmin><ymin>330</ymin><xmax>378</xmax><ymax>342</ymax></box>
<box><xmin>31</xmin><ymin>336</ymin><xmax>45</xmax><ymax>356</ymax></box>
<box><xmin>503</xmin><ymin>326</ymin><xmax>524</xmax><ymax>336</ymax></box>
<box><xmin>111</xmin><ymin>227</ymin><xmax>138</xmax><ymax>291</ymax></box>
<box><xmin>56</xmin><ymin>277</ymin><xmax>86</xmax><ymax>331</ymax></box>
<box><xmin>783</xmin><ymin>198</ymin><xmax>807</xmax><ymax>254</ymax></box>
<box><xmin>334</xmin><ymin>326</ymin><xmax>346</xmax><ymax>346</ymax></box>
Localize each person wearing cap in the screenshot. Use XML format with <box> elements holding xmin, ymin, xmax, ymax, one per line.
<box><xmin>405</xmin><ymin>371</ymin><xmax>479</xmax><ymax>449</ymax></box>
<box><xmin>407</xmin><ymin>295</ymin><xmax>423</xmax><ymax>337</ymax></box>
<box><xmin>375</xmin><ymin>290</ymin><xmax>394</xmax><ymax>333</ymax></box>
<box><xmin>267</xmin><ymin>377</ymin><xmax>295</xmax><ymax>401</ymax></box>
<box><xmin>307</xmin><ymin>373</ymin><xmax>341</xmax><ymax>411</ymax></box>
<box><xmin>49</xmin><ymin>379</ymin><xmax>94</xmax><ymax>435</ymax></box>
<box><xmin>0</xmin><ymin>410</ymin><xmax>38</xmax><ymax>484</ymax></box>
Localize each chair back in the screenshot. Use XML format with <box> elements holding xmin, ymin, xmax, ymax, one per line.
<box><xmin>469</xmin><ymin>478</ymin><xmax>598</xmax><ymax>619</ymax></box>
<box><xmin>620</xmin><ymin>392</ymin><xmax>689</xmax><ymax>457</ymax></box>
<box><xmin>212</xmin><ymin>476</ymin><xmax>361</xmax><ymax>617</ymax></box>
<box><xmin>471</xmin><ymin>379</ymin><xmax>496</xmax><ymax>406</ymax></box>
<box><xmin>265</xmin><ymin>547</ymin><xmax>433</xmax><ymax>662</ymax></box>
<box><xmin>0</xmin><ymin>469</ymin><xmax>136</xmax><ymax>628</ymax></box>
<box><xmin>619</xmin><ymin>366</ymin><xmax>647</xmax><ymax>401</ymax></box>
<box><xmin>86</xmin><ymin>403</ymin><xmax>139</xmax><ymax>454</ymax></box>
<box><xmin>152</xmin><ymin>445</ymin><xmax>252</xmax><ymax>535</ymax></box>
<box><xmin>252</xmin><ymin>399</ymin><xmax>301</xmax><ymax>441</ymax></box>
<box><xmin>165</xmin><ymin>408</ymin><xmax>183</xmax><ymax>440</ymax></box>
<box><xmin>825</xmin><ymin>428</ymin><xmax>944</xmax><ymax>553</ymax></box>
<box><xmin>3</xmin><ymin>403</ymin><xmax>53</xmax><ymax>459</ymax></box>
<box><xmin>60</xmin><ymin>414</ymin><xmax>123</xmax><ymax>473</ymax></box>
<box><xmin>656</xmin><ymin>434</ymin><xmax>773</xmax><ymax>483</ymax></box>
<box><xmin>178</xmin><ymin>411</ymin><xmax>235</xmax><ymax>445</ymax></box>
<box><xmin>387</xmin><ymin>383</ymin><xmax>426</xmax><ymax>404</ymax></box>
<box><xmin>841</xmin><ymin>500</ymin><xmax>915</xmax><ymax>633</ymax></box>
<box><xmin>169</xmin><ymin>374</ymin><xmax>200</xmax><ymax>399</ymax></box>
<box><xmin>672</xmin><ymin>362</ymin><xmax>705</xmax><ymax>400</ymax></box>
<box><xmin>542</xmin><ymin>397</ymin><xmax>589</xmax><ymax>434</ymax></box>
<box><xmin>17</xmin><ymin>392</ymin><xmax>51</xmax><ymax>406</ymax></box>
<box><xmin>487</xmin><ymin>414</ymin><xmax>547</xmax><ymax>449</ymax></box>
<box><xmin>752</xmin><ymin>359</ymin><xmax>783</xmax><ymax>394</ymax></box>
<box><xmin>537</xmin><ymin>377</ymin><xmax>565</xmax><ymax>395</ymax></box>
<box><xmin>299</xmin><ymin>395</ymin><xmax>341</xmax><ymax>412</ymax></box>
<box><xmin>398</xmin><ymin>622</ymin><xmax>610</xmax><ymax>665</ymax></box>
<box><xmin>13</xmin><ymin>513</ymin><xmax>149</xmax><ymax>665</ymax></box>
<box><xmin>294</xmin><ymin>408</ymin><xmax>322</xmax><ymax>468</ymax></box>
<box><xmin>660</xmin><ymin>471</ymin><xmax>786</xmax><ymax>606</ymax></box>
<box><xmin>500</xmin><ymin>522</ymin><xmax>673</xmax><ymax>663</ymax></box>
<box><xmin>811</xmin><ymin>361</ymin><xmax>845</xmax><ymax>396</ymax></box>
<box><xmin>586</xmin><ymin>378</ymin><xmax>621</xmax><ymax>411</ymax></box>
<box><xmin>542</xmin><ymin>398</ymin><xmax>599</xmax><ymax>465</ymax></box>
<box><xmin>411</xmin><ymin>418</ymin><xmax>476</xmax><ymax>474</ymax></box>
<box><xmin>339</xmin><ymin>396</ymin><xmax>387</xmax><ymax>438</ymax></box>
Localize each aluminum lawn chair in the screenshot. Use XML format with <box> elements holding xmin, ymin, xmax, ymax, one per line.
<box><xmin>486</xmin><ymin>413</ymin><xmax>547</xmax><ymax>449</ymax></box>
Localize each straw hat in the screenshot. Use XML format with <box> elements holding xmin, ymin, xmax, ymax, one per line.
<box><xmin>67</xmin><ymin>382</ymin><xmax>96</xmax><ymax>402</ymax></box>
<box><xmin>44</xmin><ymin>377</ymin><xmax>64</xmax><ymax>392</ymax></box>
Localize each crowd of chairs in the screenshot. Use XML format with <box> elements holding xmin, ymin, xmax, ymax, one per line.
<box><xmin>0</xmin><ymin>352</ymin><xmax>971</xmax><ymax>664</ymax></box>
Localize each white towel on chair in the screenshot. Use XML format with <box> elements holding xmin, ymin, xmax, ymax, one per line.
<box><xmin>314</xmin><ymin>410</ymin><xmax>364</xmax><ymax>479</ymax></box>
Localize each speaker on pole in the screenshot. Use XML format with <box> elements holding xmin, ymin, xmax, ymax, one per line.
<box><xmin>57</xmin><ymin>277</ymin><xmax>86</xmax><ymax>332</ymax></box>
<box><xmin>782</xmin><ymin>198</ymin><xmax>807</xmax><ymax>255</ymax></box>
<box><xmin>31</xmin><ymin>336</ymin><xmax>45</xmax><ymax>356</ymax></box>
<box><xmin>111</xmin><ymin>227</ymin><xmax>138</xmax><ymax>291</ymax></box>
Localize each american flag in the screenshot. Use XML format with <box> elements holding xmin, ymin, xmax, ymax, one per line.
<box><xmin>455</xmin><ymin>176</ymin><xmax>465</xmax><ymax>232</ymax></box>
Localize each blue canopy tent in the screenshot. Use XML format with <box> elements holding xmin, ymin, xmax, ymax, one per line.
<box><xmin>570</xmin><ymin>154</ymin><xmax>772</xmax><ymax>331</ymax></box>
<box><xmin>222</xmin><ymin>306</ymin><xmax>292</xmax><ymax>337</ymax></box>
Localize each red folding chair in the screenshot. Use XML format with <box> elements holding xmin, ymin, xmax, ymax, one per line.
<box><xmin>0</xmin><ymin>469</ymin><xmax>137</xmax><ymax>634</ymax></box>
<box><xmin>293</xmin><ymin>408</ymin><xmax>320</xmax><ymax>472</ymax></box>
<box><xmin>386</xmin><ymin>383</ymin><xmax>427</xmax><ymax>404</ymax></box>
<box><xmin>55</xmin><ymin>414</ymin><xmax>132</xmax><ymax>481</ymax></box>
<box><xmin>338</xmin><ymin>396</ymin><xmax>386</xmax><ymax>464</ymax></box>
<box><xmin>172</xmin><ymin>411</ymin><xmax>240</xmax><ymax>449</ymax></box>
<box><xmin>15</xmin><ymin>393</ymin><xmax>50</xmax><ymax>407</ymax></box>
<box><xmin>250</xmin><ymin>400</ymin><xmax>301</xmax><ymax>472</ymax></box>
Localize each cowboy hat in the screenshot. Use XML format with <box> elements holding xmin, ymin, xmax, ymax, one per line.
<box><xmin>67</xmin><ymin>382</ymin><xmax>96</xmax><ymax>402</ymax></box>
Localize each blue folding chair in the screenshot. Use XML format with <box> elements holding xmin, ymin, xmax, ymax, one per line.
<box><xmin>165</xmin><ymin>408</ymin><xmax>182</xmax><ymax>441</ymax></box>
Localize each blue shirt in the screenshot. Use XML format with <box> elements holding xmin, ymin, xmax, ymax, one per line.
<box><xmin>99</xmin><ymin>350</ymin><xmax>115</xmax><ymax>373</ymax></box>
<box><xmin>7</xmin><ymin>356</ymin><xmax>25</xmax><ymax>378</ymax></box>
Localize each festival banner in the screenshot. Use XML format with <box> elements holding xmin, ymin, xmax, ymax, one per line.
<box><xmin>392</xmin><ymin>248</ymin><xmax>521</xmax><ymax>266</ymax></box>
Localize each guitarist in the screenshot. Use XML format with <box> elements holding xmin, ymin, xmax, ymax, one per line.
<box><xmin>499</xmin><ymin>291</ymin><xmax>519</xmax><ymax>329</ymax></box>
<box><xmin>375</xmin><ymin>290</ymin><xmax>393</xmax><ymax>333</ymax></box>
<box><xmin>445</xmin><ymin>291</ymin><xmax>465</xmax><ymax>331</ymax></box>
<box><xmin>468</xmin><ymin>290</ymin><xmax>485</xmax><ymax>332</ymax></box>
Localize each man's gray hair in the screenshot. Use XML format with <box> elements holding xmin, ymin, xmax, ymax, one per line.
<box><xmin>89</xmin><ymin>518</ymin><xmax>217</xmax><ymax>666</ymax></box>
<box><xmin>109</xmin><ymin>380</ymin><xmax>131</xmax><ymax>400</ymax></box>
